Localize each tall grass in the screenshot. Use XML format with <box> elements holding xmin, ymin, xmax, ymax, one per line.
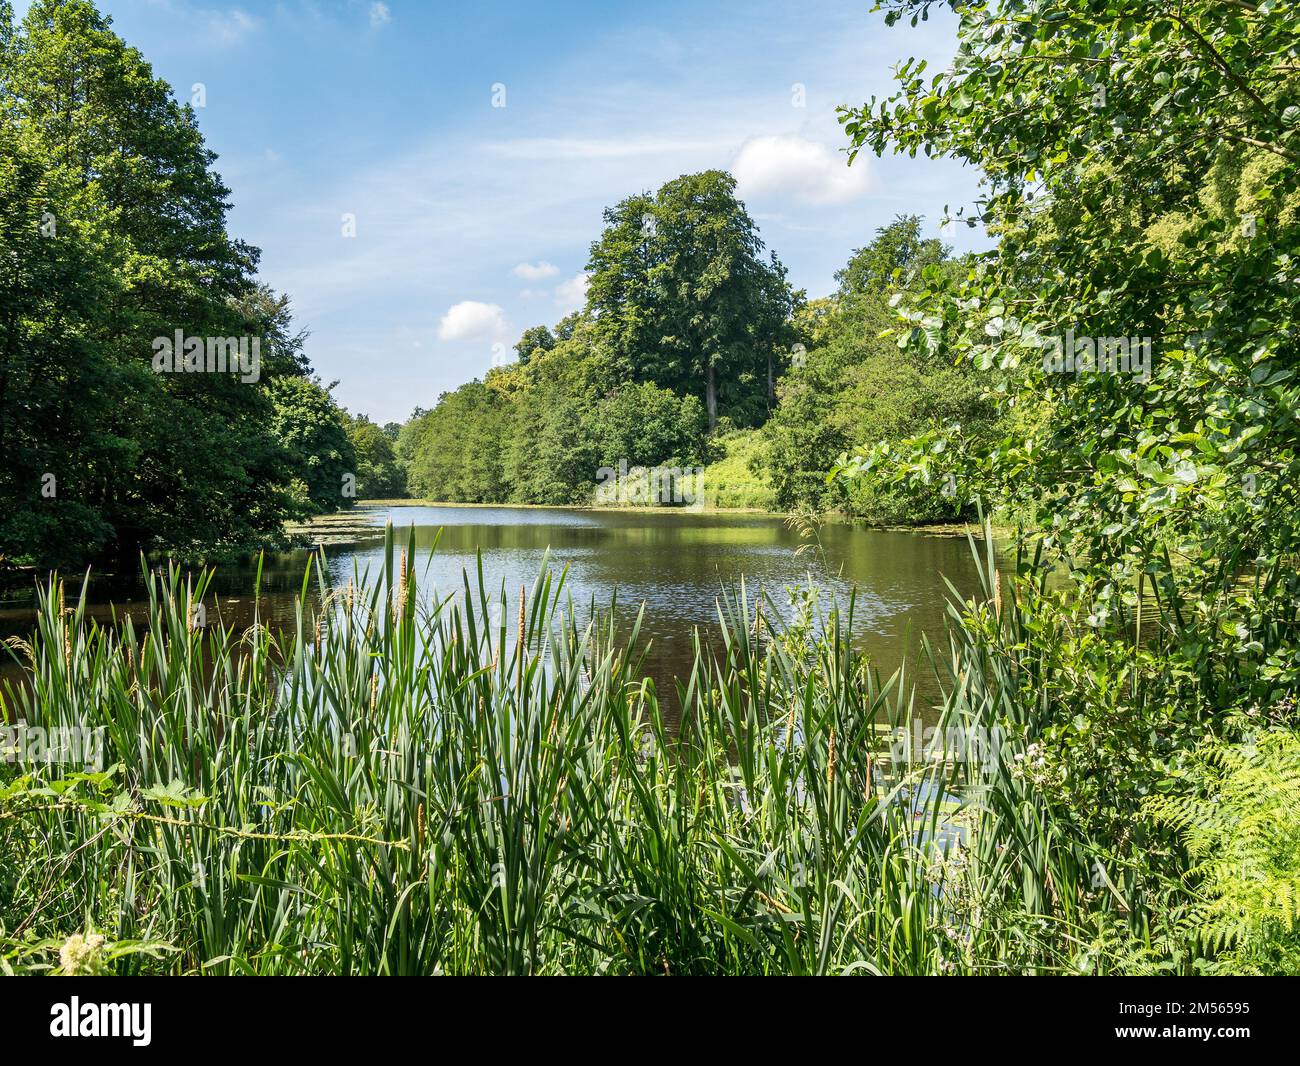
<box><xmin>0</xmin><ymin>524</ymin><xmax>1157</xmax><ymax>975</ymax></box>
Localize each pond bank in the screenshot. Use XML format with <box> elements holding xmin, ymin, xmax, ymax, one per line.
<box><xmin>284</xmin><ymin>499</ymin><xmax>992</xmax><ymax>547</ymax></box>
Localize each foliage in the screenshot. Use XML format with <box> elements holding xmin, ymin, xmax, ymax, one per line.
<box><xmin>835</xmin><ymin>213</ymin><xmax>947</xmax><ymax>298</ymax></box>
<box><xmin>0</xmin><ymin>0</ymin><xmax>355</xmax><ymax>568</ymax></box>
<box><xmin>342</xmin><ymin>411</ymin><xmax>407</xmax><ymax>499</ymax></box>
<box><xmin>588</xmin><ymin>381</ymin><xmax>707</xmax><ymax>473</ymax></box>
<box><xmin>1147</xmin><ymin>727</ymin><xmax>1300</xmax><ymax>975</ymax></box>
<box><xmin>397</xmin><ymin>171</ymin><xmax>804</xmax><ymax>509</ymax></box>
<box><xmin>401</xmin><ymin>309</ymin><xmax>710</xmax><ymax>507</ymax></box>
<box><xmin>266</xmin><ymin>376</ymin><xmax>356</xmax><ymax>516</ymax></box>
<box><xmin>586</xmin><ymin>170</ymin><xmax>795</xmax><ymax>431</ymax></box>
<box><xmin>397</xmin><ymin>207</ymin><xmax>993</xmax><ymax>520</ymax></box>
<box><xmin>702</xmin><ymin>430</ymin><xmax>776</xmax><ymax>510</ymax></box>
<box><xmin>761</xmin><ymin>217</ymin><xmax>996</xmax><ymax>520</ymax></box>
<box><xmin>399</xmin><ymin>380</ymin><xmax>510</xmax><ymax>502</ymax></box>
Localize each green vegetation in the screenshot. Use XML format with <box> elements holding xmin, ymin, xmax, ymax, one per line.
<box><xmin>0</xmin><ymin>0</ymin><xmax>358</xmax><ymax>570</ymax></box>
<box><xmin>6</xmin><ymin>527</ymin><xmax>1295</xmax><ymax>975</ymax></box>
<box><xmin>2</xmin><ymin>0</ymin><xmax>1298</xmax><ymax>978</ymax></box>
<box><xmin>586</xmin><ymin>170</ymin><xmax>794</xmax><ymax>432</ymax></box>
<box><xmin>764</xmin><ymin>216</ymin><xmax>999</xmax><ymax>519</ymax></box>
<box><xmin>702</xmin><ymin>430</ymin><xmax>776</xmax><ymax>510</ymax></box>
<box><xmin>1147</xmin><ymin>730</ymin><xmax>1300</xmax><ymax>975</ymax></box>
<box><xmin>830</xmin><ymin>0</ymin><xmax>1300</xmax><ymax>973</ymax></box>
<box><xmin>341</xmin><ymin>413</ymin><xmax>407</xmax><ymax>501</ymax></box>
<box><xmin>399</xmin><ymin>316</ymin><xmax>711</xmax><ymax>506</ymax></box>
<box><xmin>397</xmin><ymin>205</ymin><xmax>991</xmax><ymax>519</ymax></box>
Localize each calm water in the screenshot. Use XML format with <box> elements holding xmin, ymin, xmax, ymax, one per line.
<box><xmin>1</xmin><ymin>505</ymin><xmax>995</xmax><ymax>709</ymax></box>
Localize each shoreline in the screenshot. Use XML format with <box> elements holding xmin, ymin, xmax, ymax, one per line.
<box><xmin>281</xmin><ymin>499</ymin><xmax>997</xmax><ymax>544</ymax></box>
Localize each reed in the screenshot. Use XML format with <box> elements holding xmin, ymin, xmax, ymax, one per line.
<box><xmin>0</xmin><ymin>523</ymin><xmax>1144</xmax><ymax>975</ymax></box>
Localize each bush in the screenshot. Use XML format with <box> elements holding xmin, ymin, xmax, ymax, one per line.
<box><xmin>703</xmin><ymin>430</ymin><xmax>775</xmax><ymax>510</ymax></box>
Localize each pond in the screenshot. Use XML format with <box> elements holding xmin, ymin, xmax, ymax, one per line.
<box><xmin>1</xmin><ymin>505</ymin><xmax>998</xmax><ymax>710</ymax></box>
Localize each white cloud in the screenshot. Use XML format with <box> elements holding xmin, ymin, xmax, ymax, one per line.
<box><xmin>512</xmin><ymin>261</ymin><xmax>560</xmax><ymax>281</ymax></box>
<box><xmin>554</xmin><ymin>273</ymin><xmax>590</xmax><ymax>313</ymax></box>
<box><xmin>369</xmin><ymin>3</ymin><xmax>392</xmax><ymax>29</ymax></box>
<box><xmin>731</xmin><ymin>135</ymin><xmax>871</xmax><ymax>206</ymax></box>
<box><xmin>205</xmin><ymin>8</ymin><xmax>260</xmax><ymax>46</ymax></box>
<box><xmin>437</xmin><ymin>301</ymin><xmax>510</xmax><ymax>342</ymax></box>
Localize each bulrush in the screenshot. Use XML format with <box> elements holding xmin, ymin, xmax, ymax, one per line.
<box><xmin>516</xmin><ymin>585</ymin><xmax>527</xmax><ymax>692</ymax></box>
<box><xmin>59</xmin><ymin>581</ymin><xmax>70</xmax><ymax>670</ymax></box>
<box><xmin>5</xmin><ymin>527</ymin><xmax>1066</xmax><ymax>976</ymax></box>
<box><xmin>826</xmin><ymin>728</ymin><xmax>837</xmax><ymax>789</ymax></box>
<box><xmin>396</xmin><ymin>550</ymin><xmax>408</xmax><ymax>621</ymax></box>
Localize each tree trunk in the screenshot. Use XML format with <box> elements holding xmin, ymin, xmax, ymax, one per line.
<box><xmin>706</xmin><ymin>361</ymin><xmax>717</xmax><ymax>432</ymax></box>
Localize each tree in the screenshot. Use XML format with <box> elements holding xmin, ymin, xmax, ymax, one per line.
<box><xmin>761</xmin><ymin>218</ymin><xmax>991</xmax><ymax>520</ymax></box>
<box><xmin>343</xmin><ymin>413</ymin><xmax>407</xmax><ymax>499</ymax></box>
<box><xmin>835</xmin><ymin>214</ymin><xmax>947</xmax><ymax>298</ymax></box>
<box><xmin>500</xmin><ymin>330</ymin><xmax>611</xmax><ymax>504</ymax></box>
<box><xmin>266</xmin><ymin>377</ymin><xmax>356</xmax><ymax>516</ymax></box>
<box><xmin>513</xmin><ymin>325</ymin><xmax>555</xmax><ymax>365</ymax></box>
<box><xmin>0</xmin><ymin>0</ymin><xmax>347</xmax><ymax>565</ymax></box>
<box><xmin>585</xmin><ymin>170</ymin><xmax>794</xmax><ymax>431</ymax></box>
<box><xmin>0</xmin><ymin>107</ymin><xmax>118</xmax><ymax>564</ymax></box>
<box><xmin>401</xmin><ymin>381</ymin><xmax>509</xmax><ymax>502</ymax></box>
<box><xmin>590</xmin><ymin>382</ymin><xmax>707</xmax><ymax>472</ymax></box>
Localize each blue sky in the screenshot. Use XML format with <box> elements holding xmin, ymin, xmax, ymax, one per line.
<box><xmin>25</xmin><ymin>0</ymin><xmax>987</xmax><ymax>423</ymax></box>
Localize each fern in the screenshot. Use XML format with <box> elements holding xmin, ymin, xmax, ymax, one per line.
<box><xmin>1146</xmin><ymin>729</ymin><xmax>1300</xmax><ymax>974</ymax></box>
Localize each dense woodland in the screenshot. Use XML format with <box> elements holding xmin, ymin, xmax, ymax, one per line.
<box><xmin>0</xmin><ymin>0</ymin><xmax>402</xmax><ymax>570</ymax></box>
<box><xmin>397</xmin><ymin>184</ymin><xmax>994</xmax><ymax>521</ymax></box>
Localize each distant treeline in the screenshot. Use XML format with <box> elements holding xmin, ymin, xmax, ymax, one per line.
<box><xmin>398</xmin><ymin>172</ymin><xmax>997</xmax><ymax>518</ymax></box>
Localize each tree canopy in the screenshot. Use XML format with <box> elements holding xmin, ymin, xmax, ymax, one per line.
<box><xmin>0</xmin><ymin>0</ymin><xmax>355</xmax><ymax>567</ymax></box>
<box><xmin>586</xmin><ymin>170</ymin><xmax>794</xmax><ymax>430</ymax></box>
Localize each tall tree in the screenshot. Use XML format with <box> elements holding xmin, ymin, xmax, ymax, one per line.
<box><xmin>586</xmin><ymin>170</ymin><xmax>793</xmax><ymax>430</ymax></box>
<box><xmin>1</xmin><ymin>0</ymin><xmax>350</xmax><ymax>564</ymax></box>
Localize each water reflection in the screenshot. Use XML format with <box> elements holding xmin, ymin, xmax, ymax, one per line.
<box><xmin>1</xmin><ymin>505</ymin><xmax>996</xmax><ymax>709</ymax></box>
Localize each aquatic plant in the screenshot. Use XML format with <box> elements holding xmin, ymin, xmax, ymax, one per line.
<box><xmin>0</xmin><ymin>523</ymin><xmax>1247</xmax><ymax>975</ymax></box>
